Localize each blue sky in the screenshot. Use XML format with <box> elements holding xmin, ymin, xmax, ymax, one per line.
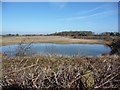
<box><xmin>2</xmin><ymin>2</ymin><xmax>118</xmax><ymax>34</ymax></box>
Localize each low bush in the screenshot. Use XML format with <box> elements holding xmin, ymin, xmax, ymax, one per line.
<box><xmin>109</xmin><ymin>38</ymin><xmax>120</xmax><ymax>55</ymax></box>
<box><xmin>2</xmin><ymin>55</ymin><xmax>120</xmax><ymax>90</ymax></box>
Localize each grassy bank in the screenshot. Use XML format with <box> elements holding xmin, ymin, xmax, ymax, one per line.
<box><xmin>0</xmin><ymin>36</ymin><xmax>108</xmax><ymax>46</ymax></box>
<box><xmin>2</xmin><ymin>54</ymin><xmax>120</xmax><ymax>89</ymax></box>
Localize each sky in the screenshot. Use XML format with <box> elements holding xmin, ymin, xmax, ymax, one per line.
<box><xmin>2</xmin><ymin>2</ymin><xmax>118</xmax><ymax>35</ymax></box>
<box><xmin>0</xmin><ymin>2</ymin><xmax>2</xmax><ymax>35</ymax></box>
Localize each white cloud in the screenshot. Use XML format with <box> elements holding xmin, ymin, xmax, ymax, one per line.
<box><xmin>59</xmin><ymin>3</ymin><xmax>117</xmax><ymax>21</ymax></box>
<box><xmin>77</xmin><ymin>3</ymin><xmax>117</xmax><ymax>15</ymax></box>
<box><xmin>60</xmin><ymin>10</ymin><xmax>116</xmax><ymax>21</ymax></box>
<box><xmin>79</xmin><ymin>6</ymin><xmax>101</xmax><ymax>14</ymax></box>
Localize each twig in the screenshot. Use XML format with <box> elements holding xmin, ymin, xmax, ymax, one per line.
<box><xmin>94</xmin><ymin>73</ymin><xmax>119</xmax><ymax>89</ymax></box>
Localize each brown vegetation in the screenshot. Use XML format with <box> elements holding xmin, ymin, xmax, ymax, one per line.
<box><xmin>1</xmin><ymin>36</ymin><xmax>105</xmax><ymax>46</ymax></box>
<box><xmin>1</xmin><ymin>35</ymin><xmax>120</xmax><ymax>90</ymax></box>
<box><xmin>2</xmin><ymin>55</ymin><xmax>120</xmax><ymax>90</ymax></box>
<box><xmin>109</xmin><ymin>38</ymin><xmax>120</xmax><ymax>55</ymax></box>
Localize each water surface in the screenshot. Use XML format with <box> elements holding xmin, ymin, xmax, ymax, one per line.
<box><xmin>0</xmin><ymin>43</ymin><xmax>111</xmax><ymax>56</ymax></box>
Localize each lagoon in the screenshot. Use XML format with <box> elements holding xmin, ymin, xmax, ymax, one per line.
<box><xmin>0</xmin><ymin>43</ymin><xmax>111</xmax><ymax>56</ymax></box>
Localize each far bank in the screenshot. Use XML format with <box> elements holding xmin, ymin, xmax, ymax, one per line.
<box><xmin>0</xmin><ymin>36</ymin><xmax>111</xmax><ymax>46</ymax></box>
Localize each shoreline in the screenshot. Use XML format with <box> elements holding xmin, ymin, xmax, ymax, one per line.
<box><xmin>1</xmin><ymin>41</ymin><xmax>108</xmax><ymax>46</ymax></box>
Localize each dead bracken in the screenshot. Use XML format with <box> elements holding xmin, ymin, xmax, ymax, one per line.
<box><xmin>2</xmin><ymin>54</ymin><xmax>120</xmax><ymax>90</ymax></box>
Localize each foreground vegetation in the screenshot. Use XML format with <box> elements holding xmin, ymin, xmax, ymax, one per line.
<box><xmin>109</xmin><ymin>38</ymin><xmax>120</xmax><ymax>55</ymax></box>
<box><xmin>2</xmin><ymin>54</ymin><xmax>120</xmax><ymax>90</ymax></box>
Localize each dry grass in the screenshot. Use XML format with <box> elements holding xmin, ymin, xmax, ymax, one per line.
<box><xmin>0</xmin><ymin>36</ymin><xmax>106</xmax><ymax>46</ymax></box>
<box><xmin>2</xmin><ymin>54</ymin><xmax>120</xmax><ymax>89</ymax></box>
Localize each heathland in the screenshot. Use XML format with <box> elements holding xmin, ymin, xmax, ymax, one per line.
<box><xmin>2</xmin><ymin>54</ymin><xmax>120</xmax><ymax>89</ymax></box>
<box><xmin>1</xmin><ymin>32</ymin><xmax>120</xmax><ymax>90</ymax></box>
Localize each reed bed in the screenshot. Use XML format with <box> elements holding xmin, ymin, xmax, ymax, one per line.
<box><xmin>1</xmin><ymin>54</ymin><xmax>120</xmax><ymax>90</ymax></box>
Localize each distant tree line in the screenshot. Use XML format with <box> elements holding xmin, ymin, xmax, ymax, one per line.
<box><xmin>3</xmin><ymin>31</ymin><xmax>120</xmax><ymax>37</ymax></box>
<box><xmin>46</xmin><ymin>31</ymin><xmax>120</xmax><ymax>40</ymax></box>
<box><xmin>48</xmin><ymin>31</ymin><xmax>94</xmax><ymax>36</ymax></box>
<box><xmin>4</xmin><ymin>34</ymin><xmax>20</xmax><ymax>36</ymax></box>
<box><xmin>22</xmin><ymin>34</ymin><xmax>44</xmax><ymax>36</ymax></box>
<box><xmin>3</xmin><ymin>34</ymin><xmax>44</xmax><ymax>36</ymax></box>
<box><xmin>48</xmin><ymin>31</ymin><xmax>120</xmax><ymax>36</ymax></box>
<box><xmin>101</xmin><ymin>32</ymin><xmax>120</xmax><ymax>36</ymax></box>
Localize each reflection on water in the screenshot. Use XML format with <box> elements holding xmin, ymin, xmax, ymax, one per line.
<box><xmin>0</xmin><ymin>43</ymin><xmax>111</xmax><ymax>56</ymax></box>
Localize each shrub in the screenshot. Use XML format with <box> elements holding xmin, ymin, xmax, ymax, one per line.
<box><xmin>110</xmin><ymin>38</ymin><xmax>120</xmax><ymax>55</ymax></box>
<box><xmin>2</xmin><ymin>55</ymin><xmax>120</xmax><ymax>90</ymax></box>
